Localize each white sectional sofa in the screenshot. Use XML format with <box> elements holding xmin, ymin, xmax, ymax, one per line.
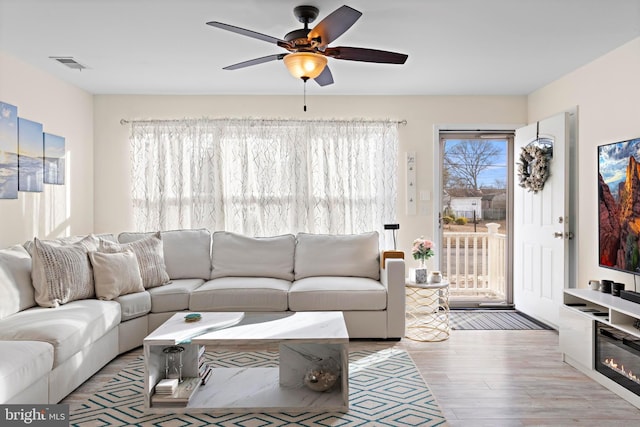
<box><xmin>0</xmin><ymin>229</ymin><xmax>406</xmax><ymax>404</ymax></box>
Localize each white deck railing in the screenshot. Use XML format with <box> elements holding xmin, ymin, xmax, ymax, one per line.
<box><xmin>442</xmin><ymin>223</ymin><xmax>506</xmax><ymax>299</ymax></box>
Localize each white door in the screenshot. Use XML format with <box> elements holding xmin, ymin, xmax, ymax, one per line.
<box><xmin>513</xmin><ymin>112</ymin><xmax>570</xmax><ymax>328</ymax></box>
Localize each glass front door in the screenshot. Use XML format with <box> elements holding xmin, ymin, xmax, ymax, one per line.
<box><xmin>439</xmin><ymin>132</ymin><xmax>513</xmax><ymax>307</ymax></box>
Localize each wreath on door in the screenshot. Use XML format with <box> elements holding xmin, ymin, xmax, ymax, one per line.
<box><xmin>517</xmin><ymin>144</ymin><xmax>552</xmax><ymax>193</ymax></box>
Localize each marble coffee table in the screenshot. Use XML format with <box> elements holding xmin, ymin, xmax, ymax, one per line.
<box><xmin>143</xmin><ymin>311</ymin><xmax>349</xmax><ymax>413</ymax></box>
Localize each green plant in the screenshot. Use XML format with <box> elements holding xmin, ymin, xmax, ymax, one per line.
<box><xmin>455</xmin><ymin>217</ymin><xmax>468</xmax><ymax>225</ymax></box>
<box><xmin>442</xmin><ymin>215</ymin><xmax>454</xmax><ymax>224</ymax></box>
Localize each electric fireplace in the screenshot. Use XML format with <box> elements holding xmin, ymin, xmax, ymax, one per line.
<box><xmin>595</xmin><ymin>322</ymin><xmax>640</xmax><ymax>396</ymax></box>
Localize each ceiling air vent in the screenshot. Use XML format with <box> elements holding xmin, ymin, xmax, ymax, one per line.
<box><xmin>49</xmin><ymin>56</ymin><xmax>87</xmax><ymax>70</ymax></box>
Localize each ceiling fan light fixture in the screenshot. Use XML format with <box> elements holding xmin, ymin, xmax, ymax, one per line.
<box><xmin>283</xmin><ymin>52</ymin><xmax>327</xmax><ymax>80</ymax></box>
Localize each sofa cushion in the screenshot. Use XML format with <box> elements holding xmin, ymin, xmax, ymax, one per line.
<box><xmin>190</xmin><ymin>277</ymin><xmax>290</xmax><ymax>311</ymax></box>
<box><xmin>24</xmin><ymin>235</ymin><xmax>82</xmax><ymax>254</ymax></box>
<box><xmin>23</xmin><ymin>233</ymin><xmax>116</xmax><ymax>255</ymax></box>
<box><xmin>89</xmin><ymin>250</ymin><xmax>145</xmax><ymax>300</ymax></box>
<box><xmin>118</xmin><ymin>229</ymin><xmax>212</xmax><ymax>280</ymax></box>
<box><xmin>31</xmin><ymin>235</ymin><xmax>99</xmax><ymax>308</ymax></box>
<box><xmin>0</xmin><ymin>245</ymin><xmax>35</xmax><ymax>320</ymax></box>
<box><xmin>0</xmin><ymin>340</ymin><xmax>53</xmax><ymax>403</ymax></box>
<box><xmin>101</xmin><ymin>232</ymin><xmax>170</xmax><ymax>289</ymax></box>
<box><xmin>115</xmin><ymin>291</ymin><xmax>151</xmax><ymax>321</ymax></box>
<box><xmin>148</xmin><ymin>279</ymin><xmax>204</xmax><ymax>313</ymax></box>
<box><xmin>294</xmin><ymin>232</ymin><xmax>380</xmax><ymax>280</ymax></box>
<box><xmin>211</xmin><ymin>232</ymin><xmax>295</xmax><ymax>281</ymax></box>
<box><xmin>0</xmin><ymin>299</ymin><xmax>120</xmax><ymax>367</ymax></box>
<box><xmin>289</xmin><ymin>276</ymin><xmax>387</xmax><ymax>311</ymax></box>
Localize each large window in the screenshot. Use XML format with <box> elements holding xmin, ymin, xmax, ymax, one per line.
<box><xmin>129</xmin><ymin>118</ymin><xmax>398</xmax><ymax>245</ymax></box>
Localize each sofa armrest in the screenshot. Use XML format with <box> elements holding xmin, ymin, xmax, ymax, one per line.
<box><xmin>380</xmin><ymin>258</ymin><xmax>405</xmax><ymax>338</ymax></box>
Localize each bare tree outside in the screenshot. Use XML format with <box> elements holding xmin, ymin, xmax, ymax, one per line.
<box><xmin>443</xmin><ymin>140</ymin><xmax>502</xmax><ymax>191</ymax></box>
<box><xmin>442</xmin><ymin>138</ymin><xmax>507</xmax><ymax>230</ymax></box>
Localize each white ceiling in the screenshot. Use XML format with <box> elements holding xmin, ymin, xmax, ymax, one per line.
<box><xmin>1</xmin><ymin>0</ymin><xmax>639</xmax><ymax>96</ymax></box>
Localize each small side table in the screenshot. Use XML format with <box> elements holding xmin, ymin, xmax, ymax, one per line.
<box><xmin>405</xmin><ymin>280</ymin><xmax>450</xmax><ymax>342</ymax></box>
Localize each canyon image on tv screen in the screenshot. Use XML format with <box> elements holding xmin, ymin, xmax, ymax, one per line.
<box><xmin>598</xmin><ymin>137</ymin><xmax>640</xmax><ymax>275</ymax></box>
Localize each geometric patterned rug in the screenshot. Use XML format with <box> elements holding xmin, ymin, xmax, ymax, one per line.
<box><xmin>450</xmin><ymin>310</ymin><xmax>553</xmax><ymax>330</ymax></box>
<box><xmin>69</xmin><ymin>348</ymin><xmax>447</xmax><ymax>426</ymax></box>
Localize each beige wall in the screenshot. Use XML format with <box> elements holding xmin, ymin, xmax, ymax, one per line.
<box><xmin>1</xmin><ymin>28</ymin><xmax>636</xmax><ymax>286</ymax></box>
<box><xmin>94</xmin><ymin>94</ymin><xmax>526</xmax><ymax>266</ymax></box>
<box><xmin>528</xmin><ymin>37</ymin><xmax>640</xmax><ymax>289</ymax></box>
<box><xmin>0</xmin><ymin>52</ymin><xmax>94</xmax><ymax>247</ymax></box>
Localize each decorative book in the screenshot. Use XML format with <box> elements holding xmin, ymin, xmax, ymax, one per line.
<box><xmin>151</xmin><ymin>377</ymin><xmax>200</xmax><ymax>406</ymax></box>
<box><xmin>155</xmin><ymin>378</ymin><xmax>178</xmax><ymax>394</ymax></box>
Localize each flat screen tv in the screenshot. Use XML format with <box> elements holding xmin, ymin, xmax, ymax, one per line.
<box><xmin>599</xmin><ymin>137</ymin><xmax>640</xmax><ymax>274</ymax></box>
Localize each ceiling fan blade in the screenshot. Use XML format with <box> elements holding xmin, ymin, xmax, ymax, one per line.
<box><xmin>206</xmin><ymin>21</ymin><xmax>291</xmax><ymax>48</ymax></box>
<box><xmin>223</xmin><ymin>54</ymin><xmax>288</xmax><ymax>70</ymax></box>
<box><xmin>307</xmin><ymin>5</ymin><xmax>362</xmax><ymax>48</ymax></box>
<box><xmin>314</xmin><ymin>66</ymin><xmax>334</xmax><ymax>86</ymax></box>
<box><xmin>324</xmin><ymin>47</ymin><xmax>408</xmax><ymax>64</ymax></box>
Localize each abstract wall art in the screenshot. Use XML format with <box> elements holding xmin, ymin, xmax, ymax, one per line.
<box><xmin>18</xmin><ymin>117</ymin><xmax>44</xmax><ymax>192</ymax></box>
<box><xmin>0</xmin><ymin>101</ymin><xmax>19</xmax><ymax>199</ymax></box>
<box><xmin>44</xmin><ymin>132</ymin><xmax>65</xmax><ymax>185</ymax></box>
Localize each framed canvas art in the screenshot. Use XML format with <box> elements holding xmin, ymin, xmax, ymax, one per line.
<box><xmin>0</xmin><ymin>101</ymin><xmax>19</xmax><ymax>199</ymax></box>
<box><xmin>18</xmin><ymin>117</ymin><xmax>44</xmax><ymax>192</ymax></box>
<box><xmin>44</xmin><ymin>132</ymin><xmax>65</xmax><ymax>185</ymax></box>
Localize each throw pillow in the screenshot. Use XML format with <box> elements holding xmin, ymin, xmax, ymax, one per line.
<box><xmin>31</xmin><ymin>236</ymin><xmax>98</xmax><ymax>308</ymax></box>
<box><xmin>99</xmin><ymin>232</ymin><xmax>170</xmax><ymax>289</ymax></box>
<box><xmin>89</xmin><ymin>250</ymin><xmax>144</xmax><ymax>300</ymax></box>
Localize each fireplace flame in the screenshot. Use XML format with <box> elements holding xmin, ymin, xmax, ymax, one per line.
<box><xmin>604</xmin><ymin>358</ymin><xmax>640</xmax><ymax>384</ymax></box>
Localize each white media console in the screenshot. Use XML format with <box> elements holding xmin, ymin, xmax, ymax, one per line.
<box><xmin>560</xmin><ymin>288</ymin><xmax>640</xmax><ymax>409</ymax></box>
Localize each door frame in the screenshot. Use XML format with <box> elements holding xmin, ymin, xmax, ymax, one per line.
<box><xmin>512</xmin><ymin>109</ymin><xmax>579</xmax><ymax>327</ymax></box>
<box><xmin>433</xmin><ymin>124</ymin><xmax>522</xmax><ymax>307</ymax></box>
<box><xmin>567</xmin><ymin>108</ymin><xmax>579</xmax><ymax>290</ymax></box>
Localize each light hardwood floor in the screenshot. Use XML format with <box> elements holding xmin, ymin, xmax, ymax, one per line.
<box><xmin>63</xmin><ymin>330</ymin><xmax>640</xmax><ymax>426</ymax></box>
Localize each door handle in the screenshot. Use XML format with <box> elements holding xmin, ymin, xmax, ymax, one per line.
<box><xmin>554</xmin><ymin>232</ymin><xmax>574</xmax><ymax>239</ymax></box>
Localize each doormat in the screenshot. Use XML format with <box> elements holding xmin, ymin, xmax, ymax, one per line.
<box><xmin>450</xmin><ymin>310</ymin><xmax>553</xmax><ymax>330</ymax></box>
<box><xmin>69</xmin><ymin>348</ymin><xmax>447</xmax><ymax>426</ymax></box>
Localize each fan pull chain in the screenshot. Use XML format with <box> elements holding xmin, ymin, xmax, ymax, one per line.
<box><xmin>300</xmin><ymin>76</ymin><xmax>310</xmax><ymax>112</ymax></box>
<box><xmin>303</xmin><ymin>78</ymin><xmax>307</xmax><ymax>112</ymax></box>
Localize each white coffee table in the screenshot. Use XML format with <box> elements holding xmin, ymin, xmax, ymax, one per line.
<box><xmin>143</xmin><ymin>311</ymin><xmax>349</xmax><ymax>413</ymax></box>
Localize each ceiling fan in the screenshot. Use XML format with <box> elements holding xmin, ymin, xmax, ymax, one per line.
<box><xmin>206</xmin><ymin>4</ymin><xmax>408</xmax><ymax>87</ymax></box>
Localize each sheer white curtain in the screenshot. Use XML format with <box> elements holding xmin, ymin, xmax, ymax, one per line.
<box><xmin>130</xmin><ymin>118</ymin><xmax>398</xmax><ymax>247</ymax></box>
